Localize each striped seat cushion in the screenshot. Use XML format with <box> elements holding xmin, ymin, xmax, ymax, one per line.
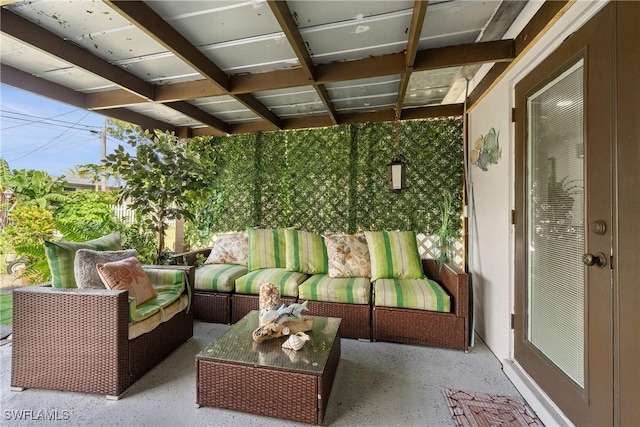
<box><xmin>194</xmin><ymin>263</ymin><xmax>248</xmax><ymax>292</ymax></box>
<box><xmin>234</xmin><ymin>268</ymin><xmax>308</xmax><ymax>297</ymax></box>
<box><xmin>299</xmin><ymin>275</ymin><xmax>371</xmax><ymax>305</ymax></box>
<box><xmin>374</xmin><ymin>278</ymin><xmax>451</xmax><ymax>312</ymax></box>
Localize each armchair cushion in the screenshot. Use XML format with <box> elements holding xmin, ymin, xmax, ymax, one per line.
<box><xmin>44</xmin><ymin>232</ymin><xmax>122</xmax><ymax>288</ymax></box>
<box><xmin>285</xmin><ymin>229</ymin><xmax>328</xmax><ymax>275</ymax></box>
<box><xmin>129</xmin><ymin>267</ymin><xmax>187</xmax><ymax>322</ymax></box>
<box><xmin>364</xmin><ymin>231</ymin><xmax>424</xmax><ymax>281</ymax></box>
<box><xmin>74</xmin><ymin>248</ymin><xmax>138</xmax><ymax>289</ymax></box>
<box><xmin>373</xmin><ymin>278</ymin><xmax>450</xmax><ymax>312</ymax></box>
<box><xmin>97</xmin><ymin>257</ymin><xmax>157</xmax><ymax>305</ymax></box>
<box><xmin>204</xmin><ymin>231</ymin><xmax>248</xmax><ymax>266</ymax></box>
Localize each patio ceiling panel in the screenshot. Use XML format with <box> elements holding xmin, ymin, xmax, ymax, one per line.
<box><xmin>327</xmin><ymin>75</ymin><xmax>401</xmax><ymax>113</ymax></box>
<box><xmin>190</xmin><ymin>95</ymin><xmax>261</xmax><ymax>124</ymax></box>
<box><xmin>419</xmin><ymin>1</ymin><xmax>500</xmax><ymax>49</ymax></box>
<box><xmin>404</xmin><ymin>67</ymin><xmax>462</xmax><ymax>107</ymax></box>
<box><xmin>125</xmin><ymin>102</ymin><xmax>201</xmax><ymax>128</ymax></box>
<box><xmin>290</xmin><ymin>3</ymin><xmax>414</xmax><ymax>65</ymax></box>
<box><xmin>0</xmin><ymin>0</ymin><xmax>573</xmax><ymax>135</ymax></box>
<box><xmin>253</xmin><ymin>86</ymin><xmax>325</xmax><ymax>119</ymax></box>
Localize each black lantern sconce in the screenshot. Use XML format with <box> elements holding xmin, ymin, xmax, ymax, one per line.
<box><xmin>387</xmin><ymin>159</ymin><xmax>406</xmax><ymax>192</ymax></box>
<box><xmin>387</xmin><ymin>118</ymin><xmax>406</xmax><ymax>192</ymax></box>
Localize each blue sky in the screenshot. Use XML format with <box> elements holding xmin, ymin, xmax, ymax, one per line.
<box><xmin>0</xmin><ymin>84</ymin><xmax>130</xmax><ymax>178</ymax></box>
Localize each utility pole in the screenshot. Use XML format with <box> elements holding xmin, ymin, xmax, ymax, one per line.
<box><xmin>101</xmin><ymin>117</ymin><xmax>107</xmax><ymax>192</ymax></box>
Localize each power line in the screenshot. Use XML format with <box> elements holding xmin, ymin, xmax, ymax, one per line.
<box><xmin>0</xmin><ymin>109</ymin><xmax>102</xmax><ymax>132</ymax></box>
<box><xmin>8</xmin><ymin>111</ymin><xmax>92</xmax><ymax>162</ymax></box>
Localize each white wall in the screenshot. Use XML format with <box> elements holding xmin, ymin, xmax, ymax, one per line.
<box><xmin>468</xmin><ymin>0</ymin><xmax>607</xmax><ymax>361</ymax></box>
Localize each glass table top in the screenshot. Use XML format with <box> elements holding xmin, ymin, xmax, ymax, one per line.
<box><xmin>197</xmin><ymin>311</ymin><xmax>341</xmax><ymax>375</ymax></box>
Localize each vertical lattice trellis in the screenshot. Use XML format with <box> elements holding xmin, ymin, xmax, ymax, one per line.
<box><xmin>195</xmin><ymin>119</ymin><xmax>465</xmax><ymax>269</ymax></box>
<box><xmin>416</xmin><ymin>234</ymin><xmax>465</xmax><ymax>269</ymax></box>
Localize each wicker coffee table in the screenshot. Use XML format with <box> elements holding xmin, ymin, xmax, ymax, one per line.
<box><xmin>196</xmin><ymin>310</ymin><xmax>341</xmax><ymax>425</ymax></box>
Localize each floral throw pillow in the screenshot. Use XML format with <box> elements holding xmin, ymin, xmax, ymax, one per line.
<box><xmin>324</xmin><ymin>234</ymin><xmax>371</xmax><ymax>278</ymax></box>
<box><xmin>204</xmin><ymin>231</ymin><xmax>249</xmax><ymax>266</ymax></box>
<box><xmin>97</xmin><ymin>257</ymin><xmax>157</xmax><ymax>304</ymax></box>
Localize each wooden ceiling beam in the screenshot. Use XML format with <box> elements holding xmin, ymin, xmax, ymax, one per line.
<box><xmin>0</xmin><ymin>8</ymin><xmax>155</xmax><ymax>100</ymax></box>
<box><xmin>164</xmin><ymin>102</ymin><xmax>230</xmax><ymax>135</ymax></box>
<box><xmin>395</xmin><ymin>0</ymin><xmax>429</xmax><ymax>119</ymax></box>
<box><xmin>203</xmin><ymin>104</ymin><xmax>464</xmax><ymax>136</ymax></box>
<box><xmin>401</xmin><ymin>103</ymin><xmax>465</xmax><ymax>120</ymax></box>
<box><xmin>88</xmin><ymin>39</ymin><xmax>516</xmax><ymax>110</ymax></box>
<box><xmin>414</xmin><ymin>39</ymin><xmax>515</xmax><ymax>70</ymax></box>
<box><xmin>105</xmin><ymin>0</ymin><xmax>281</xmax><ymax>131</ymax></box>
<box><xmin>268</xmin><ymin>0</ymin><xmax>338</xmax><ymax>125</ymax></box>
<box><xmin>99</xmin><ymin>108</ymin><xmax>178</xmax><ymax>134</ymax></box>
<box><xmin>87</xmin><ymin>90</ymin><xmax>147</xmax><ymax>110</ymax></box>
<box><xmin>105</xmin><ymin>1</ymin><xmax>229</xmax><ymax>91</ymax></box>
<box><xmin>1</xmin><ymin>64</ymin><xmax>86</xmax><ymax>109</ymax></box>
<box><xmin>467</xmin><ymin>0</ymin><xmax>573</xmax><ymax>109</ymax></box>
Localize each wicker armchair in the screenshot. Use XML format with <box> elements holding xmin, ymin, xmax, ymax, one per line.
<box><xmin>10</xmin><ymin>265</ymin><xmax>194</xmax><ymax>399</ymax></box>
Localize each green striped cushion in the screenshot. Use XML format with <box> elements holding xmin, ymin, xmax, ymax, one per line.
<box><xmin>299</xmin><ymin>275</ymin><xmax>371</xmax><ymax>305</ymax></box>
<box><xmin>234</xmin><ymin>268</ymin><xmax>307</xmax><ymax>297</ymax></box>
<box><xmin>130</xmin><ymin>267</ymin><xmax>186</xmax><ymax>322</ymax></box>
<box><xmin>45</xmin><ymin>232</ymin><xmax>122</xmax><ymax>288</ymax></box>
<box><xmin>285</xmin><ymin>229</ymin><xmax>328</xmax><ymax>274</ymax></box>
<box><xmin>247</xmin><ymin>228</ymin><xmax>287</xmax><ymax>271</ymax></box>
<box><xmin>374</xmin><ymin>278</ymin><xmax>450</xmax><ymax>312</ymax></box>
<box><xmin>364</xmin><ymin>231</ymin><xmax>423</xmax><ymax>281</ymax></box>
<box><xmin>194</xmin><ymin>264</ymin><xmax>248</xmax><ymax>292</ymax></box>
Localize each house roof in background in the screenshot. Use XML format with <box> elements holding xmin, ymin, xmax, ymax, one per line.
<box><xmin>0</xmin><ymin>0</ymin><xmax>571</xmax><ymax>136</ymax></box>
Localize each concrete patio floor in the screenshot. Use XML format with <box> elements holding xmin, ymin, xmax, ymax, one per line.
<box><xmin>0</xmin><ymin>321</ymin><xmax>522</xmax><ymax>426</ymax></box>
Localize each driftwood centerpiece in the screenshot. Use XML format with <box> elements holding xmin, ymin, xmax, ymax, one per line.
<box><xmin>252</xmin><ymin>316</ymin><xmax>314</xmax><ymax>343</ymax></box>
<box><xmin>252</xmin><ymin>300</ymin><xmax>313</xmax><ymax>343</ymax></box>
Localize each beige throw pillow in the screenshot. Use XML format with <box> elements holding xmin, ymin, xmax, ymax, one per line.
<box><xmin>97</xmin><ymin>257</ymin><xmax>157</xmax><ymax>304</ymax></box>
<box><xmin>204</xmin><ymin>231</ymin><xmax>249</xmax><ymax>266</ymax></box>
<box><xmin>324</xmin><ymin>233</ymin><xmax>371</xmax><ymax>278</ymax></box>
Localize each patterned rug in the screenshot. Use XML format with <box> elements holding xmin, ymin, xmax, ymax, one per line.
<box><xmin>443</xmin><ymin>389</ymin><xmax>544</xmax><ymax>427</ymax></box>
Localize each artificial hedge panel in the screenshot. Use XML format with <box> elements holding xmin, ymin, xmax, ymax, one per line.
<box><xmin>286</xmin><ymin>126</ymin><xmax>352</xmax><ymax>234</ymax></box>
<box><xmin>201</xmin><ymin>118</ymin><xmax>462</xmax><ymax>237</ymax></box>
<box><xmin>208</xmin><ymin>132</ymin><xmax>257</xmax><ymax>232</ymax></box>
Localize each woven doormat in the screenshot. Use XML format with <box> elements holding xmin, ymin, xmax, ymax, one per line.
<box><xmin>443</xmin><ymin>389</ymin><xmax>544</xmax><ymax>427</ymax></box>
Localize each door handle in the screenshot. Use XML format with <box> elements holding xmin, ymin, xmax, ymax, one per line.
<box><xmin>582</xmin><ymin>253</ymin><xmax>607</xmax><ymax>268</ymax></box>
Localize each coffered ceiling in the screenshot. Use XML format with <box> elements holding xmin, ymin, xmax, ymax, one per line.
<box><xmin>0</xmin><ymin>0</ymin><xmax>571</xmax><ymax>136</ymax></box>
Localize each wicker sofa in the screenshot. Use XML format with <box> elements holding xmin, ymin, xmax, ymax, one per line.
<box><xmin>176</xmin><ymin>228</ymin><xmax>469</xmax><ymax>350</ymax></box>
<box><xmin>10</xmin><ymin>265</ymin><xmax>194</xmax><ymax>399</ymax></box>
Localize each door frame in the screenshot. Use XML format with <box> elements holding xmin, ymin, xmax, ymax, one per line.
<box><xmin>513</xmin><ymin>4</ymin><xmax>616</xmax><ymax>426</ymax></box>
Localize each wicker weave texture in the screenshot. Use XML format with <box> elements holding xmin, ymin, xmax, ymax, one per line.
<box><xmin>197</xmin><ymin>361</ymin><xmax>320</xmax><ymax>424</ymax></box>
<box><xmin>129</xmin><ymin>308</ymin><xmax>193</xmax><ymax>383</ymax></box>
<box><xmin>11</xmin><ymin>274</ymin><xmax>194</xmax><ymax>397</ymax></box>
<box><xmin>231</xmin><ymin>294</ymin><xmax>296</xmax><ymax>324</ymax></box>
<box><xmin>11</xmin><ymin>289</ymin><xmax>130</xmax><ymax>396</ymax></box>
<box><xmin>193</xmin><ymin>292</ymin><xmax>231</xmax><ymax>324</ymax></box>
<box><xmin>305</xmin><ymin>301</ymin><xmax>371</xmax><ymax>340</ymax></box>
<box><xmin>373</xmin><ymin>306</ymin><xmax>467</xmax><ymax>350</ymax></box>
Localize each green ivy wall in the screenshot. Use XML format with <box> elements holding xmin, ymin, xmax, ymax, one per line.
<box><xmin>202</xmin><ymin>118</ymin><xmax>463</xmax><ymax>235</ymax></box>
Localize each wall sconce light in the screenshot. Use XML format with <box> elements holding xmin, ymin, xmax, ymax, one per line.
<box><xmin>387</xmin><ymin>160</ymin><xmax>406</xmax><ymax>192</ymax></box>
<box><xmin>388</xmin><ymin>117</ymin><xmax>406</xmax><ymax>192</ymax></box>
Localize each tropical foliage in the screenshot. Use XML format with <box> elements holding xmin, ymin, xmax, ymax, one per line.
<box><xmin>104</xmin><ymin>127</ymin><xmax>213</xmax><ymax>261</ymax></box>
<box><xmin>3</xmin><ymin>169</ymin><xmax>68</xmax><ymax>209</ymax></box>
